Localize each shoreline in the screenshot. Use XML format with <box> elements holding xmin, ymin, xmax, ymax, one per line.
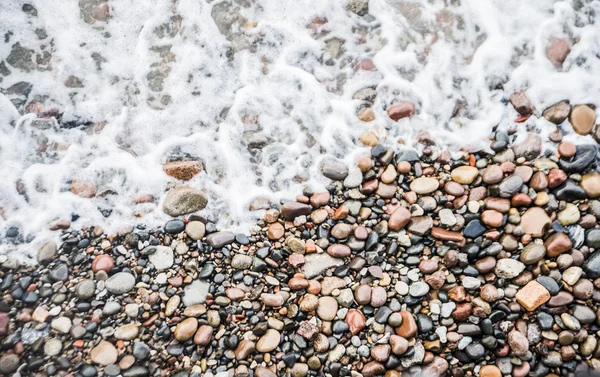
<box><xmin>1</xmin><ymin>98</ymin><xmax>600</xmax><ymax>377</ymax></box>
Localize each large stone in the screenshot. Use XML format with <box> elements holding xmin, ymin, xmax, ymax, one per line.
<box><xmin>281</xmin><ymin>202</ymin><xmax>312</xmax><ymax>220</ymax></box>
<box><xmin>512</xmin><ymin>134</ymin><xmax>541</xmax><ymax>160</ymax></box>
<box><xmin>183</xmin><ymin>280</ymin><xmax>210</xmax><ymax>306</ymax></box>
<box><xmin>256</xmin><ymin>329</ymin><xmax>281</xmax><ymax>352</ymax></box>
<box><xmin>144</xmin><ymin>246</ymin><xmax>174</xmax><ymax>270</ymax></box>
<box><xmin>519</xmin><ymin>207</ymin><xmax>551</xmax><ymax>237</ymax></box>
<box><xmin>388</xmin><ymin>207</ymin><xmax>411</xmax><ymax>231</ymax></box>
<box><xmin>205</xmin><ymin>231</ymin><xmax>235</xmax><ymax>248</ymax></box>
<box><xmin>301</xmin><ymin>253</ymin><xmax>344</xmax><ymax>279</ymax></box>
<box><xmin>542</xmin><ymin>100</ymin><xmax>570</xmax><ymax>124</ymax></box>
<box><xmin>163</xmin><ymin>160</ymin><xmax>203</xmax><ymax>181</ymax></box>
<box><xmin>410</xmin><ymin>177</ymin><xmax>439</xmax><ymax>194</ymax></box>
<box><xmin>105</xmin><ymin>272</ymin><xmax>136</xmax><ymax>295</ymax></box>
<box><xmin>387</xmin><ymin>101</ymin><xmax>415</xmax><ymax>121</ymax></box>
<box><xmin>495</xmin><ymin>258</ymin><xmax>525</xmax><ymax>279</ymax></box>
<box><xmin>509</xmin><ymin>92</ymin><xmax>534</xmax><ymax>116</ymax></box>
<box><xmin>37</xmin><ymin>240</ymin><xmax>57</xmax><ymax>265</ymax></box>
<box><xmin>163</xmin><ymin>186</ymin><xmax>208</xmax><ymax>216</ymax></box>
<box><xmin>320</xmin><ymin>159</ymin><xmax>349</xmax><ymax>180</ymax></box>
<box><xmin>545</xmin><ymin>38</ymin><xmax>570</xmax><ymax>68</ymax></box>
<box><xmin>580</xmin><ymin>173</ymin><xmax>600</xmax><ymax>198</ymax></box>
<box><xmin>451</xmin><ymin>166</ymin><xmax>478</xmax><ymax>184</ymax></box>
<box><xmin>174</xmin><ymin>318</ymin><xmax>198</xmax><ymax>341</ymax></box>
<box><xmin>515</xmin><ymin>281</ymin><xmax>550</xmax><ymax>311</ymax></box>
<box><xmin>90</xmin><ymin>341</ymin><xmax>118</xmax><ymax>365</ymax></box>
<box><xmin>569</xmin><ymin>104</ymin><xmax>596</xmax><ymax>135</ymax></box>
<box><xmin>583</xmin><ymin>251</ymin><xmax>600</xmax><ymax>279</ymax></box>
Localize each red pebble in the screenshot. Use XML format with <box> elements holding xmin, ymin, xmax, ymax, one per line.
<box><xmin>92</xmin><ymin>255</ymin><xmax>114</xmax><ymax>273</ymax></box>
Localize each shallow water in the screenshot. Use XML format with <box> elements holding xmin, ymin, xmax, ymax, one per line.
<box><xmin>0</xmin><ymin>0</ymin><xmax>599</xmax><ymax>261</ymax></box>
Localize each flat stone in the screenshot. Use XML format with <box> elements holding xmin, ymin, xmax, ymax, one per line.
<box><xmin>301</xmin><ymin>253</ymin><xmax>344</xmax><ymax>279</ymax></box>
<box><xmin>256</xmin><ymin>329</ymin><xmax>280</xmax><ymax>352</ymax></box>
<box><xmin>410</xmin><ymin>177</ymin><xmax>439</xmax><ymax>194</ymax></box>
<box><xmin>520</xmin><ymin>244</ymin><xmax>546</xmax><ymax>265</ymax></box>
<box><xmin>317</xmin><ymin>296</ymin><xmax>338</xmax><ymax>320</ymax></box>
<box><xmin>580</xmin><ymin>173</ymin><xmax>600</xmax><ymax>198</ymax></box>
<box><xmin>509</xmin><ymin>91</ymin><xmax>534</xmax><ymax>116</ymax></box>
<box><xmin>543</xmin><ymin>100</ymin><xmax>570</xmax><ymax>124</ymax></box>
<box><xmin>205</xmin><ymin>231</ymin><xmax>235</xmax><ymax>248</ymax></box>
<box><xmin>395</xmin><ymin>311</ymin><xmax>417</xmax><ymax>338</ymax></box>
<box><xmin>174</xmin><ymin>318</ymin><xmax>198</xmax><ymax>341</ymax></box>
<box><xmin>145</xmin><ymin>246</ymin><xmax>174</xmax><ymax>270</ymax></box>
<box><xmin>183</xmin><ymin>280</ymin><xmax>210</xmax><ymax>306</ymax></box>
<box><xmin>320</xmin><ymin>159</ymin><xmax>348</xmax><ymax>180</ymax></box>
<box><xmin>520</xmin><ymin>207</ymin><xmax>551</xmax><ymax>237</ymax></box>
<box><xmin>498</xmin><ymin>175</ymin><xmax>523</xmax><ymax>197</ymax></box>
<box><xmin>281</xmin><ymin>202</ymin><xmax>312</xmax><ymax>220</ymax></box>
<box><xmin>91</xmin><ymin>341</ymin><xmax>118</xmax><ymax>366</ymax></box>
<box><xmin>387</xmin><ymin>101</ymin><xmax>415</xmax><ymax>121</ymax></box>
<box><xmin>515</xmin><ymin>281</ymin><xmax>550</xmax><ymax>311</ymax></box>
<box><xmin>495</xmin><ymin>258</ymin><xmax>525</xmax><ymax>279</ymax></box>
<box><xmin>185</xmin><ymin>221</ymin><xmax>206</xmax><ymax>240</ymax></box>
<box><xmin>569</xmin><ymin>104</ymin><xmax>596</xmax><ymax>135</ymax></box>
<box><xmin>388</xmin><ymin>207</ymin><xmax>411</xmax><ymax>231</ymax></box>
<box><xmin>106</xmin><ymin>272</ymin><xmax>136</xmax><ymax>295</ymax></box>
<box><xmin>583</xmin><ymin>250</ymin><xmax>600</xmax><ymax>279</ymax></box>
<box><xmin>512</xmin><ymin>134</ymin><xmax>541</xmax><ymax>160</ymax></box>
<box><xmin>163</xmin><ymin>160</ymin><xmax>203</xmax><ymax>181</ymax></box>
<box><xmin>115</xmin><ymin>324</ymin><xmax>139</xmax><ymax>340</ymax></box>
<box><xmin>37</xmin><ymin>240</ymin><xmax>57</xmax><ymax>265</ymax></box>
<box><xmin>451</xmin><ymin>166</ymin><xmax>478</xmax><ymax>184</ymax></box>
<box><xmin>163</xmin><ymin>186</ymin><xmax>208</xmax><ymax>216</ymax></box>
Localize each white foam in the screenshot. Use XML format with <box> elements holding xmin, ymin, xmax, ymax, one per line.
<box><xmin>0</xmin><ymin>0</ymin><xmax>599</xmax><ymax>260</ymax></box>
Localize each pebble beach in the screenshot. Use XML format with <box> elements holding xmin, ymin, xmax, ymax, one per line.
<box><xmin>2</xmin><ymin>0</ymin><xmax>600</xmax><ymax>377</ymax></box>
<box><xmin>2</xmin><ymin>97</ymin><xmax>600</xmax><ymax>376</ymax></box>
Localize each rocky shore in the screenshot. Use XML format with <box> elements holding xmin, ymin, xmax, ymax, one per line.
<box><xmin>1</xmin><ymin>97</ymin><xmax>600</xmax><ymax>377</ymax></box>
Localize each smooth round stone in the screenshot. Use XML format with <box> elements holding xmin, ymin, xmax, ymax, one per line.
<box><xmin>355</xmin><ymin>284</ymin><xmax>372</xmax><ymax>305</ymax></box>
<box><xmin>572</xmin><ymin>305</ymin><xmax>596</xmax><ymax>325</ymax></box>
<box><xmin>580</xmin><ymin>173</ymin><xmax>600</xmax><ymax>198</ymax></box>
<box><xmin>133</xmin><ymin>342</ymin><xmax>150</xmax><ymax>360</ymax></box>
<box><xmin>498</xmin><ymin>175</ymin><xmax>523</xmax><ymax>197</ymax></box>
<box><xmin>90</xmin><ymin>341</ymin><xmax>118</xmax><ymax>365</ymax></box>
<box><xmin>370</xmin><ymin>287</ymin><xmax>387</xmax><ymax>307</ymax></box>
<box><xmin>410</xmin><ymin>177</ymin><xmax>439</xmax><ymax>194</ymax></box>
<box><xmin>317</xmin><ymin>296</ymin><xmax>338</xmax><ymax>321</ymax></box>
<box><xmin>409</xmin><ymin>282</ymin><xmax>430</xmax><ymax>297</ymax></box>
<box><xmin>480</xmin><ymin>365</ymin><xmax>502</xmax><ymax>377</ymax></box>
<box><xmin>81</xmin><ymin>365</ymin><xmax>98</xmax><ymax>377</ymax></box>
<box><xmin>75</xmin><ymin>279</ymin><xmax>96</xmax><ymax>300</ymax></box>
<box><xmin>536</xmin><ymin>276</ymin><xmax>560</xmax><ymax>295</ymax></box>
<box><xmin>44</xmin><ymin>338</ymin><xmax>63</xmax><ymax>356</ymax></box>
<box><xmin>114</xmin><ymin>324</ymin><xmax>139</xmax><ymax>340</ymax></box>
<box><xmin>92</xmin><ymin>255</ymin><xmax>114</xmax><ymax>273</ymax></box>
<box><xmin>463</xmin><ymin>220</ymin><xmax>486</xmax><ymax>239</ymax></box>
<box><xmin>582</xmin><ymin>249</ymin><xmax>600</xmax><ymax>278</ymax></box>
<box><xmin>174</xmin><ymin>318</ymin><xmax>198</xmax><ymax>341</ymax></box>
<box><xmin>185</xmin><ymin>221</ymin><xmax>206</xmax><ymax>240</ymax></box>
<box><xmin>451</xmin><ymin>166</ymin><xmax>479</xmax><ymax>184</ymax></box>
<box><xmin>482</xmin><ymin>165</ymin><xmax>503</xmax><ymax>184</ymax></box>
<box><xmin>256</xmin><ymin>329</ymin><xmax>281</xmax><ymax>352</ymax></box>
<box><xmin>105</xmin><ymin>365</ymin><xmax>121</xmax><ymax>377</ymax></box>
<box><xmin>50</xmin><ymin>264</ymin><xmax>69</xmax><ymax>281</ymax></box>
<box><xmin>105</xmin><ymin>272</ymin><xmax>136</xmax><ymax>295</ymax></box>
<box><xmin>465</xmin><ymin>342</ymin><xmax>485</xmax><ymax>360</ymax></box>
<box><xmin>320</xmin><ymin>159</ymin><xmax>349</xmax><ymax>180</ymax></box>
<box><xmin>520</xmin><ymin>244</ymin><xmax>546</xmax><ymax>265</ymax></box>
<box><xmin>165</xmin><ymin>219</ymin><xmax>185</xmax><ymax>234</ymax></box>
<box><xmin>569</xmin><ymin>104</ymin><xmax>596</xmax><ymax>135</ymax></box>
